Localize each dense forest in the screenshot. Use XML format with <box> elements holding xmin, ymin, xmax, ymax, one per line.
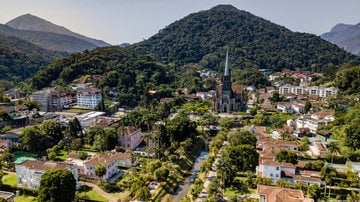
<box><xmin>0</xmin><ymin>34</ymin><xmax>65</xmax><ymax>82</ymax></box>
<box><xmin>27</xmin><ymin>46</ymin><xmax>174</xmax><ymax>107</ymax></box>
<box><xmin>133</xmin><ymin>5</ymin><xmax>358</xmax><ymax>72</ymax></box>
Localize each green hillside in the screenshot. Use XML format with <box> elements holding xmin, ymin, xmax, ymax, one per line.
<box><xmin>133</xmin><ymin>5</ymin><xmax>358</xmax><ymax>72</ymax></box>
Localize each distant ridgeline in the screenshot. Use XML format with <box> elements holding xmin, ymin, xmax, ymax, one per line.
<box><xmin>132</xmin><ymin>5</ymin><xmax>358</xmax><ymax>72</ymax></box>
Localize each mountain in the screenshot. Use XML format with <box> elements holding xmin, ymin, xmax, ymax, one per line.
<box><xmin>6</xmin><ymin>14</ymin><xmax>110</xmax><ymax>47</ymax></box>
<box><xmin>133</xmin><ymin>5</ymin><xmax>358</xmax><ymax>72</ymax></box>
<box><xmin>0</xmin><ymin>24</ymin><xmax>100</xmax><ymax>53</ymax></box>
<box><xmin>321</xmin><ymin>23</ymin><xmax>360</xmax><ymax>56</ymax></box>
<box><xmin>0</xmin><ymin>34</ymin><xmax>65</xmax><ymax>81</ymax></box>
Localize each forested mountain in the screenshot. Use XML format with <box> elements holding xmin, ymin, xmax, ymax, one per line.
<box><xmin>0</xmin><ymin>24</ymin><xmax>99</xmax><ymax>53</ymax></box>
<box><xmin>321</xmin><ymin>23</ymin><xmax>360</xmax><ymax>56</ymax></box>
<box><xmin>133</xmin><ymin>5</ymin><xmax>358</xmax><ymax>72</ymax></box>
<box><xmin>0</xmin><ymin>34</ymin><xmax>65</xmax><ymax>81</ymax></box>
<box><xmin>27</xmin><ymin>47</ymin><xmax>172</xmax><ymax>106</ymax></box>
<box><xmin>6</xmin><ymin>14</ymin><xmax>109</xmax><ymax>47</ymax></box>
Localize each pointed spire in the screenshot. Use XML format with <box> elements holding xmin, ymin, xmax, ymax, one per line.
<box><xmin>224</xmin><ymin>50</ymin><xmax>230</xmax><ymax>76</ymax></box>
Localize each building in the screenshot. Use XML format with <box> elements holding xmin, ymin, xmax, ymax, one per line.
<box><xmin>76</xmin><ymin>88</ymin><xmax>102</xmax><ymax>109</ymax></box>
<box><xmin>213</xmin><ymin>51</ymin><xmax>244</xmax><ymax>113</ymax></box>
<box><xmin>279</xmin><ymin>84</ymin><xmax>338</xmax><ymax>98</ymax></box>
<box><xmin>31</xmin><ymin>88</ymin><xmax>73</xmax><ymax>112</ymax></box>
<box><xmin>295</xmin><ymin>111</ymin><xmax>334</xmax><ymax>133</ymax></box>
<box><xmin>15</xmin><ymin>160</ymin><xmax>79</xmax><ymax>189</ymax></box>
<box><xmin>258</xmin><ymin>185</ymin><xmax>313</xmax><ymax>202</ymax></box>
<box><xmin>118</xmin><ymin>127</ymin><xmax>143</xmax><ymax>150</ymax></box>
<box><xmin>83</xmin><ymin>152</ymin><xmax>132</xmax><ymax>180</ymax></box>
<box><xmin>75</xmin><ymin>111</ymin><xmax>106</xmax><ymax>128</ymax></box>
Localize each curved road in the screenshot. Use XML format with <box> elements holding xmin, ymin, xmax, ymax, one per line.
<box><xmin>82</xmin><ymin>181</ymin><xmax>118</xmax><ymax>202</ymax></box>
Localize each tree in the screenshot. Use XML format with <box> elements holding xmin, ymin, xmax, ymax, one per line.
<box><xmin>275</xmin><ymin>150</ymin><xmax>298</xmax><ymax>164</ymax></box>
<box><xmin>228</xmin><ymin>130</ymin><xmax>257</xmax><ymax>147</ymax></box>
<box><xmin>94</xmin><ymin>164</ymin><xmax>106</xmax><ymax>180</ymax></box>
<box><xmin>21</xmin><ymin>126</ymin><xmax>52</xmax><ymax>155</ymax></box>
<box><xmin>0</xmin><ymin>152</ymin><xmax>14</xmax><ymax>166</ymax></box>
<box><xmin>38</xmin><ymin>169</ymin><xmax>76</xmax><ymax>202</ymax></box>
<box><xmin>92</xmin><ymin>127</ymin><xmax>117</xmax><ymax>151</ymax></box>
<box><xmin>47</xmin><ymin>152</ymin><xmax>56</xmax><ymax>160</ymax></box>
<box><xmin>78</xmin><ymin>151</ymin><xmax>88</xmax><ymax>160</ymax></box>
<box><xmin>347</xmin><ymin>191</ymin><xmax>360</xmax><ymax>202</ymax></box>
<box><xmin>40</xmin><ymin>120</ymin><xmax>63</xmax><ymax>145</ymax></box>
<box><xmin>307</xmin><ymin>184</ymin><xmax>321</xmax><ymax>201</ymax></box>
<box><xmin>218</xmin><ymin>117</ymin><xmax>234</xmax><ymax>130</ymax></box>
<box><xmin>327</xmin><ymin>141</ymin><xmax>340</xmax><ymax>164</ymax></box>
<box><xmin>134</xmin><ymin>186</ymin><xmax>151</xmax><ymax>201</ymax></box>
<box><xmin>321</xmin><ymin>165</ymin><xmax>337</xmax><ymax>197</ymax></box>
<box><xmin>304</xmin><ymin>101</ymin><xmax>312</xmax><ymax>113</ymax></box>
<box><xmin>249</xmin><ymin>108</ymin><xmax>257</xmax><ymax>116</ymax></box>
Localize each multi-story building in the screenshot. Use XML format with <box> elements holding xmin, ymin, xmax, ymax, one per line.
<box><xmin>295</xmin><ymin>111</ymin><xmax>334</xmax><ymax>133</ymax></box>
<box><xmin>31</xmin><ymin>88</ymin><xmax>73</xmax><ymax>112</ymax></box>
<box><xmin>118</xmin><ymin>127</ymin><xmax>143</xmax><ymax>150</ymax></box>
<box><xmin>75</xmin><ymin>111</ymin><xmax>106</xmax><ymax>129</ymax></box>
<box><xmin>76</xmin><ymin>88</ymin><xmax>102</xmax><ymax>109</ymax></box>
<box><xmin>83</xmin><ymin>152</ymin><xmax>132</xmax><ymax>180</ymax></box>
<box><xmin>15</xmin><ymin>160</ymin><xmax>79</xmax><ymax>189</ymax></box>
<box><xmin>279</xmin><ymin>84</ymin><xmax>338</xmax><ymax>98</ymax></box>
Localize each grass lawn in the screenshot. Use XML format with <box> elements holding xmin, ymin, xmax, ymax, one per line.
<box><xmin>77</xmin><ymin>185</ymin><xmax>107</xmax><ymax>202</ymax></box>
<box><xmin>55</xmin><ymin>150</ymin><xmax>68</xmax><ymax>161</ymax></box>
<box><xmin>15</xmin><ymin>195</ymin><xmax>36</xmax><ymax>202</ymax></box>
<box><xmin>2</xmin><ymin>173</ymin><xmax>17</xmax><ymax>187</ymax></box>
<box><xmin>223</xmin><ymin>187</ymin><xmax>256</xmax><ymax>197</ymax></box>
<box><xmin>109</xmin><ymin>191</ymin><xmax>130</xmax><ymax>201</ymax></box>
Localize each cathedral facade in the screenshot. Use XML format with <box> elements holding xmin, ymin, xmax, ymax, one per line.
<box><xmin>213</xmin><ymin>51</ymin><xmax>244</xmax><ymax>113</ymax></box>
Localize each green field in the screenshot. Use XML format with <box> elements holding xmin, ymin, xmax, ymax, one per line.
<box><xmin>77</xmin><ymin>186</ymin><xmax>107</xmax><ymax>202</ymax></box>
<box><xmin>2</xmin><ymin>173</ymin><xmax>17</xmax><ymax>187</ymax></box>
<box><xmin>15</xmin><ymin>195</ymin><xmax>36</xmax><ymax>202</ymax></box>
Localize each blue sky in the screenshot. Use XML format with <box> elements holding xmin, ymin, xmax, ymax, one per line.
<box><xmin>1</xmin><ymin>0</ymin><xmax>359</xmax><ymax>44</ymax></box>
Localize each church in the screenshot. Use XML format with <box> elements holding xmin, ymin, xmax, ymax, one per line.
<box><xmin>213</xmin><ymin>51</ymin><xmax>244</xmax><ymax>113</ymax></box>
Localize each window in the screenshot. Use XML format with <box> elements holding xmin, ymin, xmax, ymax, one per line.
<box><xmin>276</xmin><ymin>174</ymin><xmax>279</xmax><ymax>177</ymax></box>
<box><xmin>270</xmin><ymin>173</ymin><xmax>273</xmax><ymax>177</ymax></box>
<box><xmin>276</xmin><ymin>167</ymin><xmax>279</xmax><ymax>170</ymax></box>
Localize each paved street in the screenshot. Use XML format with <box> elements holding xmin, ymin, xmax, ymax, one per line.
<box><xmin>171</xmin><ymin>151</ymin><xmax>209</xmax><ymax>202</ymax></box>
<box><xmin>196</xmin><ymin>141</ymin><xmax>228</xmax><ymax>202</ymax></box>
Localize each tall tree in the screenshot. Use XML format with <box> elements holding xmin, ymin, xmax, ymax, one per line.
<box><xmin>38</xmin><ymin>169</ymin><xmax>76</xmax><ymax>202</ymax></box>
<box><xmin>94</xmin><ymin>164</ymin><xmax>107</xmax><ymax>180</ymax></box>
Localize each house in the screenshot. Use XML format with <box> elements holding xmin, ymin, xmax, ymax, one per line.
<box><xmin>83</xmin><ymin>152</ymin><xmax>132</xmax><ymax>180</ymax></box>
<box><xmin>0</xmin><ymin>190</ymin><xmax>15</xmax><ymax>202</ymax></box>
<box><xmin>76</xmin><ymin>87</ymin><xmax>102</xmax><ymax>109</ymax></box>
<box><xmin>257</xmin><ymin>185</ymin><xmax>313</xmax><ymax>202</ymax></box>
<box><xmin>309</xmin><ymin>141</ymin><xmax>329</xmax><ymax>158</ymax></box>
<box><xmin>15</xmin><ymin>160</ymin><xmax>79</xmax><ymax>189</ymax></box>
<box><xmin>277</xmin><ymin>102</ymin><xmax>293</xmax><ymax>113</ymax></box>
<box><xmin>118</xmin><ymin>127</ymin><xmax>143</xmax><ymax>150</ymax></box>
<box><xmin>295</xmin><ymin>111</ymin><xmax>334</xmax><ymax>133</ymax></box>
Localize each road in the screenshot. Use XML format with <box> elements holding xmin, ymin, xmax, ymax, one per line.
<box><xmin>196</xmin><ymin>141</ymin><xmax>228</xmax><ymax>202</ymax></box>
<box><xmin>82</xmin><ymin>181</ymin><xmax>118</xmax><ymax>202</ymax></box>
<box><xmin>171</xmin><ymin>151</ymin><xmax>209</xmax><ymax>202</ymax></box>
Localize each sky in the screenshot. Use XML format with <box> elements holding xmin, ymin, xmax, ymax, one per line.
<box><xmin>1</xmin><ymin>0</ymin><xmax>360</xmax><ymax>45</ymax></box>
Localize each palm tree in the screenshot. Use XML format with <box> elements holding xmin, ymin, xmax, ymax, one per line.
<box><xmin>327</xmin><ymin>141</ymin><xmax>340</xmax><ymax>164</ymax></box>
<box><xmin>321</xmin><ymin>165</ymin><xmax>337</xmax><ymax>198</ymax></box>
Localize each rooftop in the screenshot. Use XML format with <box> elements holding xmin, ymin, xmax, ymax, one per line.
<box><xmin>257</xmin><ymin>185</ymin><xmax>313</xmax><ymax>202</ymax></box>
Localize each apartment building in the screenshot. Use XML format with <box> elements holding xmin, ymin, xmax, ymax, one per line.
<box><xmin>279</xmin><ymin>84</ymin><xmax>338</xmax><ymax>98</ymax></box>
<box><xmin>76</xmin><ymin>88</ymin><xmax>102</xmax><ymax>109</ymax></box>
<box><xmin>31</xmin><ymin>88</ymin><xmax>73</xmax><ymax>112</ymax></box>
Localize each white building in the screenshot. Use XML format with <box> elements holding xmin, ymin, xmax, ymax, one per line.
<box><xmin>76</xmin><ymin>111</ymin><xmax>106</xmax><ymax>128</ymax></box>
<box><xmin>83</xmin><ymin>152</ymin><xmax>132</xmax><ymax>180</ymax></box>
<box><xmin>76</xmin><ymin>88</ymin><xmax>102</xmax><ymax>109</ymax></box>
<box><xmin>295</xmin><ymin>111</ymin><xmax>335</xmax><ymax>133</ymax></box>
<box><xmin>15</xmin><ymin>160</ymin><xmax>79</xmax><ymax>189</ymax></box>
<box><xmin>279</xmin><ymin>85</ymin><xmax>338</xmax><ymax>98</ymax></box>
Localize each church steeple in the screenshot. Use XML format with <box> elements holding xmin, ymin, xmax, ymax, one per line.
<box><xmin>224</xmin><ymin>50</ymin><xmax>230</xmax><ymax>76</ymax></box>
<box><xmin>222</xmin><ymin>50</ymin><xmax>231</xmax><ymax>92</ymax></box>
